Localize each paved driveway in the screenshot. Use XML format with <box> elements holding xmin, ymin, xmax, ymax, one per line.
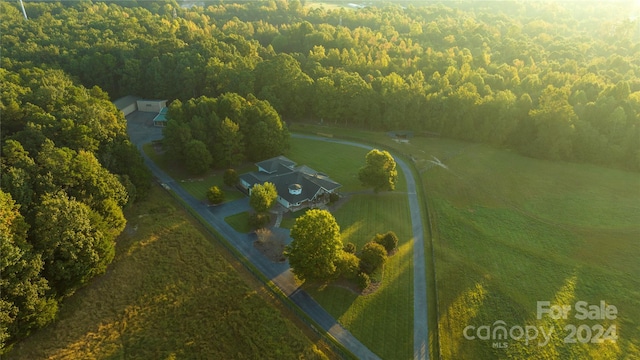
<box><xmin>127</xmin><ymin>114</ymin><xmax>380</xmax><ymax>360</ymax></box>
<box><xmin>292</xmin><ymin>134</ymin><xmax>430</xmax><ymax>360</ymax></box>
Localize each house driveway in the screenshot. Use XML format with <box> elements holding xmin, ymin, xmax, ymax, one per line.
<box><xmin>127</xmin><ymin>114</ymin><xmax>380</xmax><ymax>360</ymax></box>
<box><xmin>292</xmin><ymin>133</ymin><xmax>430</xmax><ymax>360</ymax></box>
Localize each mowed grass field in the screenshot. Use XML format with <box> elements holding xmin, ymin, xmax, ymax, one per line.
<box><xmin>7</xmin><ymin>185</ymin><xmax>329</xmax><ymax>360</ymax></box>
<box><xmin>291</xmin><ymin>123</ymin><xmax>640</xmax><ymax>359</ymax></box>
<box><xmin>285</xmin><ymin>137</ymin><xmax>414</xmax><ymax>359</ymax></box>
<box><xmin>422</xmin><ymin>143</ymin><xmax>640</xmax><ymax>359</ymax></box>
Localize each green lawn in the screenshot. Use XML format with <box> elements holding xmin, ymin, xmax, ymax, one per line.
<box><xmin>284</xmin><ymin>135</ymin><xmax>415</xmax><ymax>359</ymax></box>
<box><xmin>292</xmin><ymin>123</ymin><xmax>640</xmax><ymax>359</ymax></box>
<box><xmin>225</xmin><ymin>211</ymin><xmax>252</xmax><ymax>233</ymax></box>
<box><xmin>419</xmin><ymin>140</ymin><xmax>640</xmax><ymax>359</ymax></box>
<box><xmin>6</xmin><ymin>185</ymin><xmax>329</xmax><ymax>359</ymax></box>
<box><xmin>287</xmin><ymin>136</ymin><xmax>407</xmax><ymax>193</ymax></box>
<box><xmin>307</xmin><ymin>193</ymin><xmax>414</xmax><ymax>360</ymax></box>
<box><xmin>307</xmin><ymin>194</ymin><xmax>413</xmax><ymax>359</ymax></box>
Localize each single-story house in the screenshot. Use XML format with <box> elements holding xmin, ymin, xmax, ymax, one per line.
<box><xmin>240</xmin><ymin>156</ymin><xmax>341</xmax><ymax>211</ymax></box>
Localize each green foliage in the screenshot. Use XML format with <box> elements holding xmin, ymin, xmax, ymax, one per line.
<box><xmin>355</xmin><ymin>272</ymin><xmax>371</xmax><ymax>291</ymax></box>
<box><xmin>223</xmin><ymin>168</ymin><xmax>240</xmax><ymax>187</ymax></box>
<box><xmin>286</xmin><ymin>209</ymin><xmax>342</xmax><ymax>282</ymax></box>
<box><xmin>374</xmin><ymin>231</ymin><xmax>399</xmax><ymax>253</ymax></box>
<box><xmin>32</xmin><ymin>192</ymin><xmax>115</xmax><ymax>296</ymax></box>
<box><xmin>343</xmin><ymin>242</ymin><xmax>356</xmax><ymax>254</ymax></box>
<box><xmin>359</xmin><ymin>242</ymin><xmax>387</xmax><ymax>275</ymax></box>
<box><xmin>217</xmin><ymin>118</ymin><xmax>245</xmax><ymax>167</ymax></box>
<box><xmin>358</xmin><ymin>149</ymin><xmax>398</xmax><ymax>192</ymax></box>
<box><xmin>163</xmin><ymin>94</ymin><xmax>289</xmax><ymax>167</ymax></box>
<box><xmin>249</xmin><ymin>182</ymin><xmax>278</xmax><ymax>213</ymax></box>
<box><xmin>334</xmin><ymin>251</ymin><xmax>360</xmax><ymax>280</ymax></box>
<box><xmin>5</xmin><ymin>186</ymin><xmax>329</xmax><ymax>359</ymax></box>
<box><xmin>0</xmin><ymin>66</ymin><xmax>141</xmax><ymax>348</ymax></box>
<box><xmin>206</xmin><ymin>186</ymin><xmax>225</xmax><ymax>204</ymax></box>
<box><xmin>184</xmin><ymin>139</ymin><xmax>213</xmax><ymax>175</ymax></box>
<box><xmin>0</xmin><ymin>190</ymin><xmax>56</xmax><ymax>351</ymax></box>
<box><xmin>2</xmin><ymin>0</ymin><xmax>635</xmax><ymax>169</ymax></box>
<box><xmin>248</xmin><ymin>212</ymin><xmax>270</xmax><ymax>230</ymax></box>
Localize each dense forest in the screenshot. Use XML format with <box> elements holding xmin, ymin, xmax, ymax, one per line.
<box><xmin>2</xmin><ymin>0</ymin><xmax>639</xmax><ymax>171</ymax></box>
<box><xmin>1</xmin><ymin>0</ymin><xmax>639</xmax><ymax>352</ymax></box>
<box><xmin>0</xmin><ymin>65</ymin><xmax>151</xmax><ymax>351</ymax></box>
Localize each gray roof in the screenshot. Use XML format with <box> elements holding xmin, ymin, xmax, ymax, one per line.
<box><xmin>240</xmin><ymin>156</ymin><xmax>341</xmax><ymax>207</ymax></box>
<box><xmin>113</xmin><ymin>95</ymin><xmax>141</xmax><ymax>110</ymax></box>
<box><xmin>256</xmin><ymin>156</ymin><xmax>296</xmax><ymax>174</ymax></box>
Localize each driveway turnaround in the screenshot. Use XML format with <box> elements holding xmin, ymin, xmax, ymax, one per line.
<box><xmin>127</xmin><ymin>116</ymin><xmax>380</xmax><ymax>359</ymax></box>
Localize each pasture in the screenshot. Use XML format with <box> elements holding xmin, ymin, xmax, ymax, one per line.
<box><xmin>423</xmin><ymin>143</ymin><xmax>640</xmax><ymax>359</ymax></box>
<box><xmin>291</xmin><ymin>123</ymin><xmax>640</xmax><ymax>359</ymax></box>
<box><xmin>6</xmin><ymin>185</ymin><xmax>330</xmax><ymax>360</ymax></box>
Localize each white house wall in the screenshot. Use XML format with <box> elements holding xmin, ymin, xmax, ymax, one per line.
<box><xmin>136</xmin><ymin>100</ymin><xmax>167</xmax><ymax>113</ymax></box>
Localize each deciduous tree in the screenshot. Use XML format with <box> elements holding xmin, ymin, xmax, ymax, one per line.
<box><xmin>358</xmin><ymin>149</ymin><xmax>398</xmax><ymax>192</ymax></box>
<box><xmin>31</xmin><ymin>192</ymin><xmax>115</xmax><ymax>296</ymax></box>
<box><xmin>0</xmin><ymin>190</ymin><xmax>56</xmax><ymax>349</ymax></box>
<box><xmin>184</xmin><ymin>139</ymin><xmax>213</xmax><ymax>175</ymax></box>
<box><xmin>249</xmin><ymin>182</ymin><xmax>278</xmax><ymax>213</ymax></box>
<box><xmin>286</xmin><ymin>209</ymin><xmax>342</xmax><ymax>281</ymax></box>
<box><xmin>207</xmin><ymin>186</ymin><xmax>224</xmax><ymax>204</ymax></box>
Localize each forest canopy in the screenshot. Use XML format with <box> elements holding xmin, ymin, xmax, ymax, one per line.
<box><xmin>1</xmin><ymin>0</ymin><xmax>638</xmax><ymax>170</ymax></box>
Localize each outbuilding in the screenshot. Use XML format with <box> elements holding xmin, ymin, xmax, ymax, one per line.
<box><xmin>136</xmin><ymin>99</ymin><xmax>167</xmax><ymax>113</ymax></box>
<box><xmin>113</xmin><ymin>95</ymin><xmax>141</xmax><ymax>117</ymax></box>
<box><xmin>153</xmin><ymin>107</ymin><xmax>169</xmax><ymax>127</ymax></box>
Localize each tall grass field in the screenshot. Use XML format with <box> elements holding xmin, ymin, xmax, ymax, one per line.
<box><xmin>6</xmin><ymin>185</ymin><xmax>329</xmax><ymax>360</ymax></box>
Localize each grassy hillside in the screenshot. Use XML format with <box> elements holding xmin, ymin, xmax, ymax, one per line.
<box><xmin>424</xmin><ymin>143</ymin><xmax>640</xmax><ymax>359</ymax></box>
<box><xmin>6</xmin><ymin>185</ymin><xmax>330</xmax><ymax>360</ymax></box>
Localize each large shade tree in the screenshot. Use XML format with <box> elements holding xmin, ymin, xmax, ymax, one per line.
<box><xmin>358</xmin><ymin>149</ymin><xmax>398</xmax><ymax>192</ymax></box>
<box><xmin>0</xmin><ymin>190</ymin><xmax>57</xmax><ymax>349</ymax></box>
<box><xmin>249</xmin><ymin>182</ymin><xmax>278</xmax><ymax>213</ymax></box>
<box><xmin>285</xmin><ymin>209</ymin><xmax>342</xmax><ymax>282</ymax></box>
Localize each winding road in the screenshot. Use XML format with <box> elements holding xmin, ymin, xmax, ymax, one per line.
<box><xmin>127</xmin><ymin>113</ymin><xmax>429</xmax><ymax>359</ymax></box>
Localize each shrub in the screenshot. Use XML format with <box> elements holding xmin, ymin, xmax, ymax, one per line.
<box><xmin>356</xmin><ymin>272</ymin><xmax>371</xmax><ymax>291</ymax></box>
<box><xmin>343</xmin><ymin>242</ymin><xmax>356</xmax><ymax>254</ymax></box>
<box><xmin>335</xmin><ymin>251</ymin><xmax>360</xmax><ymax>280</ymax></box>
<box><xmin>374</xmin><ymin>231</ymin><xmax>399</xmax><ymax>253</ymax></box>
<box><xmin>328</xmin><ymin>192</ymin><xmax>340</xmax><ymax>204</ymax></box>
<box><xmin>206</xmin><ymin>186</ymin><xmax>225</xmax><ymax>204</ymax></box>
<box><xmin>359</xmin><ymin>241</ymin><xmax>387</xmax><ymax>274</ymax></box>
<box><xmin>223</xmin><ymin>169</ymin><xmax>239</xmax><ymax>187</ymax></box>
<box><xmin>249</xmin><ymin>212</ymin><xmax>270</xmax><ymax>229</ymax></box>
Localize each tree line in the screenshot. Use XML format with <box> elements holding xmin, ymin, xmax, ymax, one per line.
<box><xmin>163</xmin><ymin>92</ymin><xmax>289</xmax><ymax>173</ymax></box>
<box><xmin>0</xmin><ymin>66</ymin><xmax>151</xmax><ymax>351</ymax></box>
<box><xmin>2</xmin><ymin>0</ymin><xmax>638</xmax><ymax>170</ymax></box>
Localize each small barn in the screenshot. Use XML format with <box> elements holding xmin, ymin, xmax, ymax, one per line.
<box><xmin>137</xmin><ymin>99</ymin><xmax>167</xmax><ymax>113</ymax></box>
